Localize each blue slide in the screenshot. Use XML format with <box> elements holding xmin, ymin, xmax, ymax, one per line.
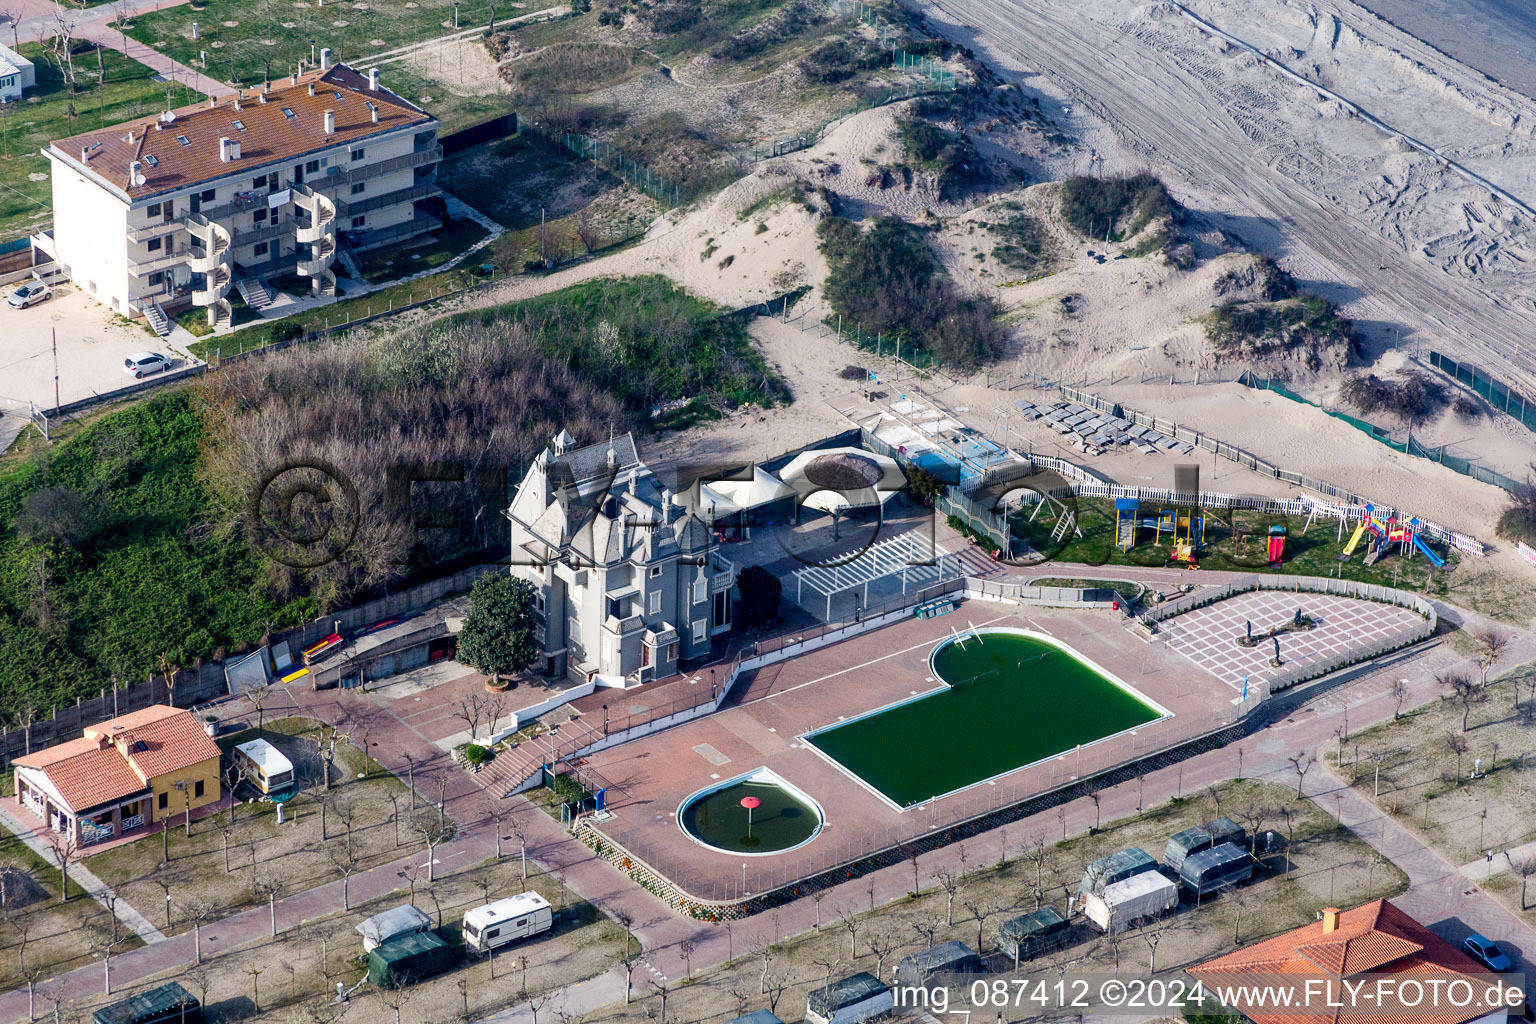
<box><xmin>1412</xmin><ymin>534</ymin><xmax>1446</xmax><ymax>568</ymax></box>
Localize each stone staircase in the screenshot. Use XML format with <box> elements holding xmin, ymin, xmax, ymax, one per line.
<box><xmin>143</xmin><ymin>300</ymin><xmax>172</xmax><ymax>337</ymax></box>
<box><xmin>236</xmin><ymin>276</ymin><xmax>275</xmax><ymax>309</ymax></box>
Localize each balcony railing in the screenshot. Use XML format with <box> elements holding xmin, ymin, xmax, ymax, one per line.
<box><xmin>336</xmin><ymin>182</ymin><xmax>441</xmax><ymax>217</ymax></box>
<box><xmin>333</xmin><ymin>145</ymin><xmax>442</xmax><ymax>187</ymax></box>
<box><xmin>125</xmin><ymin>219</ymin><xmax>183</xmax><ymax>244</ymax></box>
<box><xmin>128</xmin><ymin>249</ymin><xmax>190</xmax><ymax>276</ymax></box>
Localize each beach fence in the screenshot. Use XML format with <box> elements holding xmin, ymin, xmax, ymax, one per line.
<box><xmin>1429</xmin><ymin>350</ymin><xmax>1536</xmax><ymax>440</ymax></box>
<box><xmin>1235</xmin><ymin>372</ymin><xmax>1524</xmax><ymax>494</ymax></box>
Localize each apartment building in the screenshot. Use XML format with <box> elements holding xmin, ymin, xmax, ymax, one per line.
<box><xmin>506</xmin><ymin>430</ymin><xmax>738</xmax><ymax>686</ymax></box>
<box><xmin>37</xmin><ymin>54</ymin><xmax>441</xmax><ymax>331</ymax></box>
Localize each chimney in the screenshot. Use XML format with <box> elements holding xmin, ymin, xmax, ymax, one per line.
<box><xmin>129</xmin><ymin>159</ymin><xmax>142</xmax><ymax>180</ymax></box>
<box><xmin>207</xmin><ymin>97</ymin><xmax>215</xmax><ymax>109</ymax></box>
<box><xmin>262</xmin><ymin>79</ymin><xmax>270</xmax><ymax>95</ymax></box>
<box><xmin>320</xmin><ymin>47</ymin><xmax>331</xmax><ymax>71</ymax></box>
<box><xmin>126</xmin><ymin>129</ymin><xmax>135</xmax><ymax>144</ymax></box>
<box><xmin>368</xmin><ymin>66</ymin><xmax>378</xmax><ymax>91</ymax></box>
<box><xmin>234</xmin><ymin>93</ymin><xmax>242</xmax><ymax>111</ymax></box>
<box><xmin>370</xmin><ymin>102</ymin><xmax>379</xmax><ymax>123</ymax></box>
<box><xmin>324</xmin><ymin>109</ymin><xmax>335</xmax><ymax>134</ymax></box>
<box><xmin>307</xmin><ymin>82</ymin><xmax>315</xmax><ymax>97</ymax></box>
<box><xmin>219</xmin><ymin>136</ymin><xmax>234</xmax><ymax>162</ymax></box>
<box><xmin>80</xmin><ymin>146</ymin><xmax>90</xmax><ymax>163</ymax></box>
<box><xmin>258</xmin><ymin>92</ymin><xmax>268</xmax><ymax>104</ymax></box>
<box><xmin>1321</xmin><ymin>908</ymin><xmax>1340</xmax><ymax>934</ymax></box>
<box><xmin>290</xmin><ymin>69</ymin><xmax>298</xmax><ymax>85</ymax></box>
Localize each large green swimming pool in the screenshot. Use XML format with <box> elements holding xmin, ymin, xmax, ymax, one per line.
<box><xmin>805</xmin><ymin>629</ymin><xmax>1164</xmax><ymax>808</ymax></box>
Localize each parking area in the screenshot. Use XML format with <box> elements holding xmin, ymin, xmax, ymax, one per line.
<box><xmin>0</xmin><ymin>283</ymin><xmax>198</xmax><ymax>416</ymax></box>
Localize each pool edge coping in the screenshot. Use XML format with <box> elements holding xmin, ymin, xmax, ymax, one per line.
<box><xmin>797</xmin><ymin>626</ymin><xmax>1174</xmax><ymax>812</ymax></box>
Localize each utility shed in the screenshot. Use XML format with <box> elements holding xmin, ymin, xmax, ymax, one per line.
<box><xmin>998</xmin><ymin>906</ymin><xmax>1074</xmax><ymax>961</ymax></box>
<box><xmin>367</xmin><ymin>931</ymin><xmax>457</xmax><ymax>988</ymax></box>
<box><xmin>1079</xmin><ymin>846</ymin><xmax>1158</xmax><ymax>898</ymax></box>
<box><xmin>725</xmin><ymin>1013</ymin><xmax>784</xmax><ymax>1024</ymax></box>
<box><xmin>805</xmin><ymin>971</ymin><xmax>893</xmax><ymax>1024</ymax></box>
<box><xmin>92</xmin><ymin>982</ymin><xmax>201</xmax><ymax>1024</ymax></box>
<box><xmin>356</xmin><ymin>904</ymin><xmax>432</xmax><ymax>951</ymax></box>
<box><xmin>1164</xmin><ymin>816</ymin><xmax>1247</xmax><ymax>872</ymax></box>
<box><xmin>895</xmin><ymin>940</ymin><xmax>985</xmax><ymax>987</ymax></box>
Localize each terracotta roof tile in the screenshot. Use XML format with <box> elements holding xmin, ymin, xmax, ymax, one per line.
<box><xmin>87</xmin><ymin>706</ymin><xmax>221</xmax><ymax>779</ymax></box>
<box><xmin>1189</xmin><ymin>901</ymin><xmax>1500</xmax><ymax>1024</ymax></box>
<box><xmin>16</xmin><ymin>745</ymin><xmax>148</xmax><ymax>813</ymax></box>
<box><xmin>51</xmin><ymin>64</ymin><xmax>431</xmax><ymax>200</ymax></box>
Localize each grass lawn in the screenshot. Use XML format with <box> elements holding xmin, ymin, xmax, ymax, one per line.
<box><xmin>68</xmin><ymin>841</ymin><xmax>625</xmax><ymax>1024</ymax></box>
<box><xmin>355</xmin><ymin>216</ymin><xmax>490</xmax><ymax>284</ymax></box>
<box><xmin>125</xmin><ymin>0</ymin><xmax>511</xmax><ymax>88</ymax></box>
<box><xmin>1340</xmin><ymin>672</ymin><xmax>1536</xmax><ymax>902</ymax></box>
<box><xmin>0</xmin><ymin>44</ymin><xmax>206</xmax><ymax>244</ymax></box>
<box><xmin>0</xmin><ymin>818</ymin><xmax>145</xmax><ymax>992</ymax></box>
<box><xmin>1031</xmin><ymin>577</ymin><xmax>1144</xmax><ymax>602</ymax></box>
<box><xmin>571</xmin><ymin>779</ymin><xmax>1405</xmax><ymax>1024</ymax></box>
<box><xmin>86</xmin><ymin>717</ymin><xmax>448</xmax><ymax>931</ymax></box>
<box><xmin>993</xmin><ymin>496</ymin><xmax>1459</xmax><ymax>597</ymax></box>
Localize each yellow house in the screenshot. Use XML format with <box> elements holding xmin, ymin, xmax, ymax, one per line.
<box><xmin>14</xmin><ymin>705</ymin><xmax>223</xmax><ymax>847</ymax></box>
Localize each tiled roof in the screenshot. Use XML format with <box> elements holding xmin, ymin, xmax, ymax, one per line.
<box><xmin>1188</xmin><ymin>900</ymin><xmax>1496</xmax><ymax>1024</ymax></box>
<box><xmin>86</xmin><ymin>705</ymin><xmax>221</xmax><ymax>779</ymax></box>
<box><xmin>15</xmin><ymin>740</ymin><xmax>148</xmax><ymax>813</ymax></box>
<box><xmin>50</xmin><ymin>64</ymin><xmax>431</xmax><ymax>200</ymax></box>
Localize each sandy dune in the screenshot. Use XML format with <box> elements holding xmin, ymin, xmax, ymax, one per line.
<box><xmin>917</xmin><ymin>0</ymin><xmax>1536</xmax><ymax>395</ymax></box>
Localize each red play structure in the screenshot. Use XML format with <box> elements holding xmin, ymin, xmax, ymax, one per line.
<box><xmin>1266</xmin><ymin>526</ymin><xmax>1286</xmax><ymax>564</ymax></box>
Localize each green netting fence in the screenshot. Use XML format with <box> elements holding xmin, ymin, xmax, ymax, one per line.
<box><xmin>1428</xmin><ymin>350</ymin><xmax>1536</xmax><ymax>437</ymax></box>
<box><xmin>1237</xmin><ymin>371</ymin><xmax>1523</xmax><ymax>494</ymax></box>
<box><xmin>516</xmin><ymin>123</ymin><xmax>687</xmax><ymax>208</ymax></box>
<box><xmin>831</xmin><ymin>0</ymin><xmax>957</xmax><ymax>90</ymax></box>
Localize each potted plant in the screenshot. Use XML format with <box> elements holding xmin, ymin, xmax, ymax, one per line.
<box><xmin>204</xmin><ymin>714</ymin><xmax>219</xmax><ymax>737</ymax></box>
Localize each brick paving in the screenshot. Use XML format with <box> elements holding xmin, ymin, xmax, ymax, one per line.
<box><xmin>5</xmin><ymin>566</ymin><xmax>1531</xmax><ymax>1024</ymax></box>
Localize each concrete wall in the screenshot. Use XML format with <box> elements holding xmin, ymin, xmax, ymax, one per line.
<box><xmin>48</xmin><ymin>158</ymin><xmax>130</xmax><ymax>311</ymax></box>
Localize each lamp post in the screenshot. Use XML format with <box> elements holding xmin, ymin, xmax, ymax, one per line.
<box><xmin>602</xmin><ymin>704</ymin><xmax>609</xmax><ymax>736</ymax></box>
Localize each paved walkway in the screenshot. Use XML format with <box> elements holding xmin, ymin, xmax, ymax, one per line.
<box><xmin>75</xmin><ymin>20</ymin><xmax>235</xmax><ymax>99</ymax></box>
<box><xmin>1463</xmin><ymin>838</ymin><xmax>1536</xmax><ymax>883</ymax></box>
<box><xmin>3</xmin><ymin>575</ymin><xmax>1529</xmax><ymax>1024</ymax></box>
<box><xmin>0</xmin><ymin>804</ymin><xmax>165</xmax><ymax>945</ymax></box>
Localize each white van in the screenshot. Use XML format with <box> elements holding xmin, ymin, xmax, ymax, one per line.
<box><xmin>462</xmin><ymin>892</ymin><xmax>553</xmax><ymax>952</ymax></box>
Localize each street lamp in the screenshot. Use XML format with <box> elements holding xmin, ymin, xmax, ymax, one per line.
<box><xmin>454</xmin><ymin>1</ymin><xmax>460</xmax><ymax>27</ymax></box>
<box><xmin>602</xmin><ymin>704</ymin><xmax>609</xmax><ymax>736</ymax></box>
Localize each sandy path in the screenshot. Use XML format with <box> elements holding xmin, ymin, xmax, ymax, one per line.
<box><xmin>915</xmin><ymin>0</ymin><xmax>1536</xmax><ymax>395</ymax></box>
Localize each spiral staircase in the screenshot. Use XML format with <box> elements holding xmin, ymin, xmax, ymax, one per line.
<box><xmin>186</xmin><ymin>213</ymin><xmax>233</xmax><ymax>329</ymax></box>
<box><xmin>292</xmin><ymin>183</ymin><xmax>338</xmax><ymax>298</ymax></box>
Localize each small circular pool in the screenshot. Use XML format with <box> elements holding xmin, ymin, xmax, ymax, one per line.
<box><xmin>677</xmin><ymin>769</ymin><xmax>824</xmax><ymax>856</ymax></box>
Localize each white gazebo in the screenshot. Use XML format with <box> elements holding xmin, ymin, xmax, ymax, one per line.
<box><xmin>792</xmin><ymin>531</ymin><xmax>954</xmax><ymax>619</ymax></box>
<box><xmin>777</xmin><ymin>447</ymin><xmax>905</xmax><ymax>524</ymax></box>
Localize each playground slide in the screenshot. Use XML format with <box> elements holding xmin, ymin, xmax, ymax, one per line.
<box><xmin>1266</xmin><ymin>535</ymin><xmax>1284</xmax><ymax>563</ymax></box>
<box><xmin>1342</xmin><ymin>522</ymin><xmax>1368</xmax><ymax>557</ymax></box>
<box><xmin>1412</xmin><ymin>534</ymin><xmax>1446</xmax><ymax>568</ymax></box>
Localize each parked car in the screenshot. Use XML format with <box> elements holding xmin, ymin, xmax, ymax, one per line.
<box><xmin>1463</xmin><ymin>934</ymin><xmax>1514</xmax><ymax>972</ymax></box>
<box><xmin>123</xmin><ymin>352</ymin><xmax>171</xmax><ymax>378</ymax></box>
<box><xmin>7</xmin><ymin>282</ymin><xmax>51</xmax><ymax>308</ymax></box>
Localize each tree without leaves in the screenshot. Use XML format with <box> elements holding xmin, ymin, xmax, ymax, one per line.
<box><xmin>911</xmin><ymin>914</ymin><xmax>941</xmax><ymax>951</ymax></box>
<box><xmin>251</xmin><ymin>871</ymin><xmax>286</xmax><ymax>936</ymax></box>
<box><xmin>326</xmin><ymin>841</ymin><xmax>361</xmax><ymax>910</ymax></box>
<box><xmin>1441</xmin><ymin>730</ymin><xmax>1470</xmax><ymax>779</ymax></box>
<box><xmin>1506</xmin><ymin>851</ymin><xmax>1536</xmax><ymax>909</ymax></box>
<box><xmin>961</xmin><ymin>891</ymin><xmax>1011</xmax><ymax>953</ymax></box>
<box><xmin>411</xmin><ymin>811</ymin><xmax>455</xmax><ymax>882</ymax></box>
<box><xmin>615</xmin><ymin>945</ymin><xmax>643</xmax><ymax>1004</ymax></box>
<box><xmin>1287</xmin><ymin>751</ymin><xmax>1316</xmax><ymax>797</ymax></box>
<box><xmin>40</xmin><ymin>830</ymin><xmax>78</xmax><ymax>902</ymax></box>
<box><xmin>677</xmin><ymin>938</ymin><xmax>695</xmax><ymax>978</ymax></box>
<box><xmin>864</xmin><ymin>928</ymin><xmax>901</xmax><ymax>977</ymax></box>
<box><xmin>1472</xmin><ymin>628</ymin><xmax>1510</xmax><ymax>687</ymax></box>
<box><xmin>840</xmin><ymin>908</ymin><xmax>859</xmax><ymax>959</ymax></box>
<box><xmin>1392</xmin><ymin>678</ymin><xmax>1409</xmax><ymax>719</ymax></box>
<box><xmin>1440</xmin><ymin>671</ymin><xmax>1486</xmax><ymax>732</ymax></box>
<box><xmin>931</xmin><ymin>865</ymin><xmax>963</xmax><ymax>926</ymax></box>
<box><xmin>763</xmin><ymin>968</ymin><xmax>790</xmax><ymax>1015</ymax></box>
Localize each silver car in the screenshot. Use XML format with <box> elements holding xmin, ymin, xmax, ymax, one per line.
<box><xmin>7</xmin><ymin>282</ymin><xmax>51</xmax><ymax>308</ymax></box>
